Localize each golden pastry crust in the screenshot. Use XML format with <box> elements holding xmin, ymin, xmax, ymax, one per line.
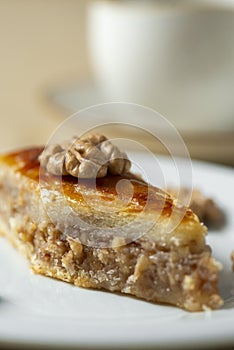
<box><xmin>0</xmin><ymin>148</ymin><xmax>223</xmax><ymax>311</ymax></box>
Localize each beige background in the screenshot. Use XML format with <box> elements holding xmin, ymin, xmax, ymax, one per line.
<box><xmin>0</xmin><ymin>0</ymin><xmax>91</xmax><ymax>151</ymax></box>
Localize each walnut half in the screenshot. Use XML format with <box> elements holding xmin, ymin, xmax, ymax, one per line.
<box><xmin>39</xmin><ymin>134</ymin><xmax>131</xmax><ymax>179</ymax></box>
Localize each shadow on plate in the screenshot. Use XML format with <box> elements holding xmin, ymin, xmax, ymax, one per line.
<box><xmin>219</xmin><ymin>265</ymin><xmax>234</xmax><ymax>310</ymax></box>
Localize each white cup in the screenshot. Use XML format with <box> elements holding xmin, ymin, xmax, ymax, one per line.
<box><xmin>87</xmin><ymin>0</ymin><xmax>234</xmax><ymax>132</ymax></box>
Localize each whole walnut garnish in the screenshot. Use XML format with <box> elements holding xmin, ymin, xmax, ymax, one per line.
<box><xmin>39</xmin><ymin>134</ymin><xmax>131</xmax><ymax>178</ymax></box>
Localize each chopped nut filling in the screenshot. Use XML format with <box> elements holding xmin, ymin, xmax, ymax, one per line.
<box><xmin>39</xmin><ymin>134</ymin><xmax>131</xmax><ymax>178</ymax></box>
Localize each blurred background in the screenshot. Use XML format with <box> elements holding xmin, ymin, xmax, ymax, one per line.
<box><xmin>0</xmin><ymin>0</ymin><xmax>233</xmax><ymax>165</ymax></box>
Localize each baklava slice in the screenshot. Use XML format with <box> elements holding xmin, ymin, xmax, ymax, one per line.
<box><xmin>0</xmin><ymin>135</ymin><xmax>223</xmax><ymax>312</ymax></box>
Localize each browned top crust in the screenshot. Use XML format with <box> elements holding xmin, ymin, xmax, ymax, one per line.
<box><xmin>0</xmin><ymin>147</ymin><xmax>198</xmax><ymax>226</ymax></box>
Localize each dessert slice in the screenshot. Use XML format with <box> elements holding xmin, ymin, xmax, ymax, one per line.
<box><xmin>0</xmin><ymin>136</ymin><xmax>223</xmax><ymax>312</ymax></box>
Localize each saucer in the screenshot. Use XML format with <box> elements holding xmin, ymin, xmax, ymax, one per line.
<box><xmin>48</xmin><ymin>81</ymin><xmax>234</xmax><ymax>166</ymax></box>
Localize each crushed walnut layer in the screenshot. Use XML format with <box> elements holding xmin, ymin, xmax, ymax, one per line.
<box><xmin>39</xmin><ymin>134</ymin><xmax>131</xmax><ymax>178</ymax></box>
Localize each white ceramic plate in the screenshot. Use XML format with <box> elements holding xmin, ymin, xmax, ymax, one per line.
<box><xmin>0</xmin><ymin>155</ymin><xmax>234</xmax><ymax>349</ymax></box>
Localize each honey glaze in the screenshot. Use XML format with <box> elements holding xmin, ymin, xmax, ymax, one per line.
<box><xmin>0</xmin><ymin>147</ymin><xmax>195</xmax><ymax>221</ymax></box>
